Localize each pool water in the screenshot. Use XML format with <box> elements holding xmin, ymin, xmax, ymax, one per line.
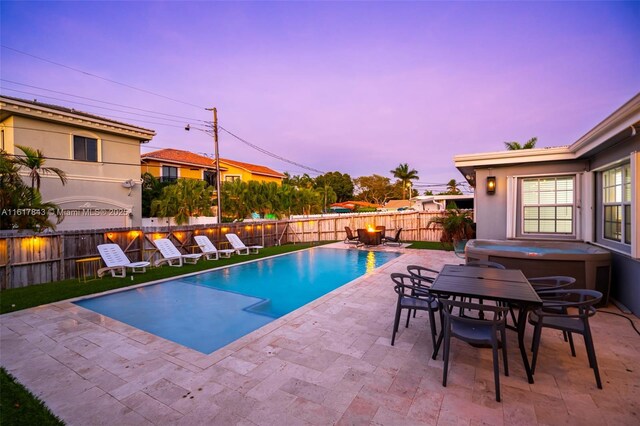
<box><xmin>75</xmin><ymin>248</ymin><xmax>400</xmax><ymax>354</ymax></box>
<box><xmin>479</xmin><ymin>244</ymin><xmax>587</xmax><ymax>255</ymax></box>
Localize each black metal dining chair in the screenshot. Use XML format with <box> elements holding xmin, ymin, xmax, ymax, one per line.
<box><xmin>439</xmin><ymin>299</ymin><xmax>509</xmax><ymax>402</ymax></box>
<box><xmin>528</xmin><ymin>289</ymin><xmax>603</xmax><ymax>389</ymax></box>
<box><xmin>390</xmin><ymin>273</ymin><xmax>442</xmax><ymax>359</ymax></box>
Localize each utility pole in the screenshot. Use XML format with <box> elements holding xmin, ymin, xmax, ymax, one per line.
<box><xmin>206</xmin><ymin>107</ymin><xmax>222</xmax><ymax>224</ymax></box>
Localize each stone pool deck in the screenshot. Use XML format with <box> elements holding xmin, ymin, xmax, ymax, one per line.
<box><xmin>1</xmin><ymin>243</ymin><xmax>638</xmax><ymax>425</ymax></box>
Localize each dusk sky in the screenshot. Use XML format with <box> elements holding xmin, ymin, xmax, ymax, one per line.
<box><xmin>2</xmin><ymin>1</ymin><xmax>639</xmax><ymax>193</ymax></box>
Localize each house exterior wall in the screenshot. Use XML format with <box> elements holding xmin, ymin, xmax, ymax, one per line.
<box><xmin>3</xmin><ymin>114</ymin><xmax>148</xmax><ymax>231</ymax></box>
<box><xmin>474</xmin><ymin>161</ymin><xmax>588</xmax><ymax>240</ymax></box>
<box><xmin>219</xmin><ymin>162</ymin><xmax>282</xmax><ymax>184</ymax></box>
<box><xmin>141</xmin><ymin>160</ymin><xmax>204</xmax><ymax>180</ymax></box>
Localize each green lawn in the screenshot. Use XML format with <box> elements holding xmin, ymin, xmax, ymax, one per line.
<box><xmin>406</xmin><ymin>241</ymin><xmax>452</xmax><ymax>251</ymax></box>
<box><xmin>0</xmin><ymin>368</ymin><xmax>64</xmax><ymax>426</ymax></box>
<box><xmin>1</xmin><ymin>242</ymin><xmax>324</xmax><ymax>315</ymax></box>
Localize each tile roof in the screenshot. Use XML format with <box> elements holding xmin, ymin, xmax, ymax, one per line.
<box><xmin>141</xmin><ymin>149</ymin><xmax>215</xmax><ymax>168</ymax></box>
<box><xmin>141</xmin><ymin>149</ymin><xmax>284</xmax><ymax>178</ymax></box>
<box><xmin>219</xmin><ymin>158</ymin><xmax>285</xmax><ymax>178</ymax></box>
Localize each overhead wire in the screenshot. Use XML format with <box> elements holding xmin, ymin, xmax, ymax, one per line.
<box><xmin>1</xmin><ymin>45</ymin><xmax>205</xmax><ymax>109</ymax></box>
<box><xmin>0</xmin><ymin>87</ymin><xmax>199</xmax><ymax>126</ymax></box>
<box><xmin>1</xmin><ymin>79</ymin><xmax>209</xmax><ymax>122</ymax></box>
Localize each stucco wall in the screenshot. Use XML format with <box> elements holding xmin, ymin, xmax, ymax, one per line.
<box><xmin>474</xmin><ymin>161</ymin><xmax>588</xmax><ymax>240</ymax></box>
<box><xmin>6</xmin><ymin>115</ymin><xmax>144</xmax><ymax>230</ymax></box>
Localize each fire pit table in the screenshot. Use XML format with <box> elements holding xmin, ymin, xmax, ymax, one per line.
<box><xmin>357</xmin><ymin>229</ymin><xmax>383</xmax><ymax>246</ymax></box>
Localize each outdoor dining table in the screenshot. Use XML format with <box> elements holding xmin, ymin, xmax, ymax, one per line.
<box><xmin>429</xmin><ymin>264</ymin><xmax>543</xmax><ymax>384</ymax></box>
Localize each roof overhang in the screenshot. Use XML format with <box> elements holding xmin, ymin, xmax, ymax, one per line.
<box><xmin>454</xmin><ymin>93</ymin><xmax>640</xmax><ymax>185</ymax></box>
<box><xmin>141</xmin><ymin>156</ymin><xmax>228</xmax><ymax>171</ymax></box>
<box><xmin>0</xmin><ymin>96</ymin><xmax>156</xmax><ymax>142</ymax></box>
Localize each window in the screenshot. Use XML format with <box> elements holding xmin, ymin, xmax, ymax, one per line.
<box><xmin>224</xmin><ymin>175</ymin><xmax>241</xmax><ymax>182</ymax></box>
<box><xmin>203</xmin><ymin>170</ymin><xmax>216</xmax><ymax>186</ymax></box>
<box><xmin>161</xmin><ymin>166</ymin><xmax>178</xmax><ymax>182</ymax></box>
<box><xmin>522</xmin><ymin>176</ymin><xmax>574</xmax><ymax>234</ymax></box>
<box><xmin>602</xmin><ymin>163</ymin><xmax>631</xmax><ymax>244</ymax></box>
<box><xmin>73</xmin><ymin>136</ymin><xmax>98</xmax><ymax>162</ymax></box>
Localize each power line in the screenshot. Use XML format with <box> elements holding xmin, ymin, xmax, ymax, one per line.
<box><xmin>1</xmin><ymin>87</ymin><xmax>198</xmax><ymax>126</ymax></box>
<box><xmin>1</xmin><ymin>79</ymin><xmax>208</xmax><ymax>122</ymax></box>
<box><xmin>217</xmin><ymin>125</ymin><xmax>326</xmax><ymax>175</ymax></box>
<box><xmin>1</xmin><ymin>44</ymin><xmax>205</xmax><ymax>110</ymax></box>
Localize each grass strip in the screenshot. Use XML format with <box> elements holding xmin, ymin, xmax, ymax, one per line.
<box><xmin>0</xmin><ymin>367</ymin><xmax>64</xmax><ymax>426</ymax></box>
<box><xmin>407</xmin><ymin>241</ymin><xmax>452</xmax><ymax>251</ymax></box>
<box><xmin>1</xmin><ymin>242</ymin><xmax>322</xmax><ymax>315</ymax></box>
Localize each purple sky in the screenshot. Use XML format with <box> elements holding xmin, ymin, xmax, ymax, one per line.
<box><xmin>2</xmin><ymin>1</ymin><xmax>639</xmax><ymax>193</ymax></box>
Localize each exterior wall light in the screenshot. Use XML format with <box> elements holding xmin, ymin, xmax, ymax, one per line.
<box><xmin>486</xmin><ymin>176</ymin><xmax>496</xmax><ymax>194</ymax></box>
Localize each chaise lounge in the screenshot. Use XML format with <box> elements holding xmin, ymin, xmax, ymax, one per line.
<box><xmin>225</xmin><ymin>233</ymin><xmax>262</xmax><ymax>255</ymax></box>
<box><xmin>153</xmin><ymin>238</ymin><xmax>202</xmax><ymax>267</ymax></box>
<box><xmin>194</xmin><ymin>235</ymin><xmax>235</xmax><ymax>260</ymax></box>
<box><xmin>97</xmin><ymin>244</ymin><xmax>150</xmax><ymax>278</ymax></box>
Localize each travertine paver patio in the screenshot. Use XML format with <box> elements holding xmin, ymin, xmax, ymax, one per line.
<box><xmin>1</xmin><ymin>244</ymin><xmax>638</xmax><ymax>425</ymax></box>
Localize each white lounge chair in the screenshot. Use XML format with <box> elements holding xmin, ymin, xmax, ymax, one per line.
<box><xmin>194</xmin><ymin>235</ymin><xmax>235</xmax><ymax>260</ymax></box>
<box><xmin>97</xmin><ymin>244</ymin><xmax>150</xmax><ymax>278</ymax></box>
<box><xmin>225</xmin><ymin>233</ymin><xmax>263</xmax><ymax>255</ymax></box>
<box><xmin>153</xmin><ymin>238</ymin><xmax>201</xmax><ymax>267</ymax></box>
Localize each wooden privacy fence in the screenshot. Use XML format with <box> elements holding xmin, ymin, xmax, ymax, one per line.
<box><xmin>0</xmin><ymin>211</ymin><xmax>459</xmax><ymax>289</ymax></box>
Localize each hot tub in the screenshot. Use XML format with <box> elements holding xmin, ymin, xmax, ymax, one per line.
<box><xmin>465</xmin><ymin>240</ymin><xmax>612</xmax><ymax>304</ymax></box>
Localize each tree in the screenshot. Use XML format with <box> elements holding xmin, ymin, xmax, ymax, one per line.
<box><xmin>423</xmin><ymin>190</ymin><xmax>434</xmax><ymax>196</ymax></box>
<box><xmin>438</xmin><ymin>179</ymin><xmax>462</xmax><ymax>195</ymax></box>
<box><xmin>353</xmin><ymin>175</ymin><xmax>395</xmax><ymax>205</ymax></box>
<box><xmin>428</xmin><ymin>206</ymin><xmax>474</xmax><ymax>249</ymax></box>
<box><xmin>151</xmin><ymin>179</ymin><xmax>214</xmax><ymax>224</ymax></box>
<box><xmin>390</xmin><ymin>163</ymin><xmax>419</xmax><ymax>199</ymax></box>
<box><xmin>1</xmin><ymin>150</ymin><xmax>63</xmax><ymax>231</ymax></box>
<box><xmin>314</xmin><ymin>171</ymin><xmax>354</xmax><ymax>202</ymax></box>
<box><xmin>14</xmin><ymin>145</ymin><xmax>67</xmax><ymax>190</ymax></box>
<box><xmin>141</xmin><ymin>172</ymin><xmax>170</xmax><ymax>217</ymax></box>
<box><xmin>504</xmin><ymin>137</ymin><xmax>537</xmax><ymax>150</ymax></box>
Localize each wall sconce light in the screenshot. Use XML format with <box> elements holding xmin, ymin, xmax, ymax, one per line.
<box><xmin>486</xmin><ymin>176</ymin><xmax>496</xmax><ymax>194</ymax></box>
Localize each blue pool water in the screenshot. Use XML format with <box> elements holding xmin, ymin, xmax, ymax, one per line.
<box><xmin>75</xmin><ymin>248</ymin><xmax>400</xmax><ymax>354</ymax></box>
<box><xmin>479</xmin><ymin>244</ymin><xmax>587</xmax><ymax>255</ymax></box>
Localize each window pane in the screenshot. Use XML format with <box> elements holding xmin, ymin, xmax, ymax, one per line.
<box><xmin>556</xmin><ymin>178</ymin><xmax>573</xmax><ymax>191</ymax></box>
<box><xmin>557</xmin><ymin>221</ymin><xmax>572</xmax><ymax>233</ymax></box>
<box><xmin>73</xmin><ymin>137</ymin><xmax>86</xmax><ymax>160</ymax></box>
<box><xmin>539</xmin><ymin>191</ymin><xmax>556</xmax><ymax>204</ymax></box>
<box><xmin>556</xmin><ymin>191</ymin><xmax>572</xmax><ymax>204</ymax></box>
<box><xmin>524</xmin><ymin>220</ymin><xmax>538</xmax><ymax>233</ymax></box>
<box><xmin>524</xmin><ymin>207</ymin><xmax>538</xmax><ymax>219</ymax></box>
<box><xmin>86</xmin><ymin>139</ymin><xmax>97</xmax><ymax>162</ymax></box>
<box><xmin>540</xmin><ymin>220</ymin><xmax>556</xmax><ymax>233</ymax></box>
<box><xmin>523</xmin><ymin>180</ymin><xmax>538</xmax><ymax>192</ymax></box>
<box><xmin>539</xmin><ymin>180</ymin><xmax>555</xmax><ymax>192</ymax></box>
<box><xmin>625</xmin><ymin>205</ymin><xmax>631</xmax><ymax>244</ymax></box>
<box><xmin>523</xmin><ymin>191</ymin><xmax>538</xmax><ymax>204</ymax></box>
<box><xmin>539</xmin><ymin>207</ymin><xmax>555</xmax><ymax>219</ymax></box>
<box><xmin>557</xmin><ymin>206</ymin><xmax>572</xmax><ymax>220</ymax></box>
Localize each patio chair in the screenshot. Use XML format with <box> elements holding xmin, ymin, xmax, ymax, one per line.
<box><xmin>382</xmin><ymin>228</ymin><xmax>402</xmax><ymax>246</ymax></box>
<box><xmin>439</xmin><ymin>299</ymin><xmax>509</xmax><ymax>402</ymax></box>
<box><xmin>153</xmin><ymin>238</ymin><xmax>202</xmax><ymax>267</ymax></box>
<box><xmin>390</xmin><ymin>273</ymin><xmax>442</xmax><ymax>359</ymax></box>
<box><xmin>344</xmin><ymin>226</ymin><xmax>359</xmax><ymax>245</ymax></box>
<box><xmin>464</xmin><ymin>260</ymin><xmax>506</xmax><ymax>269</ymax></box>
<box><xmin>96</xmin><ymin>244</ymin><xmax>150</xmax><ymax>278</ymax></box>
<box><xmin>406</xmin><ymin>264</ymin><xmax>439</xmax><ymax>284</ymax></box>
<box><xmin>528</xmin><ymin>289</ymin><xmax>603</xmax><ymax>389</ymax></box>
<box><xmin>194</xmin><ymin>235</ymin><xmax>235</xmax><ymax>260</ymax></box>
<box><xmin>225</xmin><ymin>233</ymin><xmax>262</xmax><ymax>255</ymax></box>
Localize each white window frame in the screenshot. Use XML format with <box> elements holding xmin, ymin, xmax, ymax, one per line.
<box><xmin>507</xmin><ymin>172</ymin><xmax>579</xmax><ymax>239</ymax></box>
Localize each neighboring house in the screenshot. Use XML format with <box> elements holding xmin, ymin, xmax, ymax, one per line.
<box><xmin>141</xmin><ymin>148</ymin><xmax>284</xmax><ymax>185</ymax></box>
<box><xmin>454</xmin><ymin>93</ymin><xmax>640</xmax><ymax>315</ymax></box>
<box><xmin>1</xmin><ymin>95</ymin><xmax>155</xmax><ymax>231</ymax></box>
<box><xmin>382</xmin><ymin>200</ymin><xmax>412</xmax><ymax>211</ymax></box>
<box><xmin>410</xmin><ymin>194</ymin><xmax>474</xmax><ymax>211</ymax></box>
<box><xmin>329</xmin><ymin>201</ymin><xmax>382</xmax><ymax>211</ymax></box>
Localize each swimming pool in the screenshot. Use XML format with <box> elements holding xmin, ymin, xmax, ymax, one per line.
<box><xmin>75</xmin><ymin>247</ymin><xmax>400</xmax><ymax>353</ymax></box>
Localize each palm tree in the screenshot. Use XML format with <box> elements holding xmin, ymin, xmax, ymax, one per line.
<box><xmin>504</xmin><ymin>137</ymin><xmax>537</xmax><ymax>151</ymax></box>
<box><xmin>390</xmin><ymin>163</ymin><xmax>419</xmax><ymax>199</ymax></box>
<box><xmin>445</xmin><ymin>179</ymin><xmax>462</xmax><ymax>195</ymax></box>
<box><xmin>14</xmin><ymin>145</ymin><xmax>67</xmax><ymax>190</ymax></box>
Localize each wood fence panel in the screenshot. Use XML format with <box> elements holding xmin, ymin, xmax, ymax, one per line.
<box><xmin>0</xmin><ymin>211</ymin><xmax>464</xmax><ymax>289</ymax></box>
